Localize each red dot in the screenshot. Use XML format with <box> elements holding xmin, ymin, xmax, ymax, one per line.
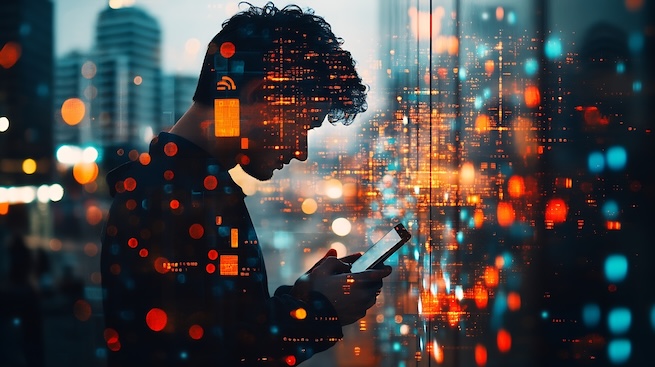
<box><xmin>206</xmin><ymin>263</ymin><xmax>216</xmax><ymax>274</ymax></box>
<box><xmin>164</xmin><ymin>142</ymin><xmax>178</xmax><ymax>156</ymax></box>
<box><xmin>204</xmin><ymin>175</ymin><xmax>218</xmax><ymax>190</ymax></box>
<box><xmin>139</xmin><ymin>248</ymin><xmax>148</xmax><ymax>257</ymax></box>
<box><xmin>127</xmin><ymin>238</ymin><xmax>138</xmax><ymax>248</ymax></box>
<box><xmin>220</xmin><ymin>42</ymin><xmax>236</xmax><ymax>58</ymax></box>
<box><xmin>103</xmin><ymin>328</ymin><xmax>119</xmax><ymax>344</ymax></box>
<box><xmin>124</xmin><ymin>177</ymin><xmax>137</xmax><ymax>191</ymax></box>
<box><xmin>154</xmin><ymin>257</ymin><xmax>170</xmax><ymax>274</ymax></box>
<box><xmin>146</xmin><ymin>308</ymin><xmax>167</xmax><ymax>332</ymax></box>
<box><xmin>164</xmin><ymin>170</ymin><xmax>174</xmax><ymax>180</ymax></box>
<box><xmin>169</xmin><ymin>199</ymin><xmax>180</xmax><ymax>210</ymax></box>
<box><xmin>189</xmin><ymin>223</ymin><xmax>204</xmax><ymax>239</ymax></box>
<box><xmin>285</xmin><ymin>355</ymin><xmax>297</xmax><ymax>366</ymax></box>
<box><xmin>189</xmin><ymin>324</ymin><xmax>204</xmax><ymax>340</ymax></box>
<box><xmin>208</xmin><ymin>249</ymin><xmax>218</xmax><ymax>260</ymax></box>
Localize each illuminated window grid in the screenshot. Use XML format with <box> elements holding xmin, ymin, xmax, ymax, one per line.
<box><xmin>214</xmin><ymin>98</ymin><xmax>240</xmax><ymax>137</ymax></box>
<box><xmin>219</xmin><ymin>255</ymin><xmax>239</xmax><ymax>276</ymax></box>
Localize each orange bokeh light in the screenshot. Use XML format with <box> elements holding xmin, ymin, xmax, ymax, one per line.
<box><xmin>146</xmin><ymin>308</ymin><xmax>167</xmax><ymax>332</ymax></box>
<box><xmin>61</xmin><ymin>98</ymin><xmax>86</xmax><ymax>126</ymax></box>
<box><xmin>220</xmin><ymin>42</ymin><xmax>236</xmax><ymax>58</ymax></box>
<box><xmin>154</xmin><ymin>257</ymin><xmax>170</xmax><ymax>274</ymax></box>
<box><xmin>0</xmin><ymin>42</ymin><xmax>21</xmax><ymax>69</ymax></box>
<box><xmin>496</xmin><ymin>202</ymin><xmax>515</xmax><ymax>227</ymax></box>
<box><xmin>189</xmin><ymin>324</ymin><xmax>204</xmax><ymax>340</ymax></box>
<box><xmin>139</xmin><ymin>152</ymin><xmax>151</xmax><ymax>165</ymax></box>
<box><xmin>507</xmin><ymin>292</ymin><xmax>521</xmax><ymax>311</ymax></box>
<box><xmin>204</xmin><ymin>175</ymin><xmax>218</xmax><ymax>190</ymax></box>
<box><xmin>625</xmin><ymin>0</ymin><xmax>643</xmax><ymax>11</ymax></box>
<box><xmin>475</xmin><ymin>344</ymin><xmax>487</xmax><ymax>366</ymax></box>
<box><xmin>545</xmin><ymin>198</ymin><xmax>568</xmax><ymax>223</ymax></box>
<box><xmin>484</xmin><ymin>266</ymin><xmax>499</xmax><ymax>287</ymax></box>
<box><xmin>86</xmin><ymin>205</ymin><xmax>103</xmax><ymax>225</ymax></box>
<box><xmin>507</xmin><ymin>176</ymin><xmax>525</xmax><ymax>198</ymax></box>
<box><xmin>474</xmin><ymin>285</ymin><xmax>488</xmax><ymax>308</ymax></box>
<box><xmin>73</xmin><ymin>299</ymin><xmax>92</xmax><ymax>321</ymax></box>
<box><xmin>164</xmin><ymin>142</ymin><xmax>178</xmax><ymax>156</ymax></box>
<box><xmin>497</xmin><ymin>329</ymin><xmax>512</xmax><ymax>353</ymax></box>
<box><xmin>72</xmin><ymin>162</ymin><xmax>99</xmax><ymax>185</ymax></box>
<box><xmin>484</xmin><ymin>60</ymin><xmax>495</xmax><ymax>76</ymax></box>
<box><xmin>524</xmin><ymin>86</ymin><xmax>540</xmax><ymax>108</ymax></box>
<box><xmin>473</xmin><ymin>209</ymin><xmax>484</xmax><ymax>228</ymax></box>
<box><xmin>0</xmin><ymin>202</ymin><xmax>9</xmax><ymax>215</ymax></box>
<box><xmin>189</xmin><ymin>223</ymin><xmax>204</xmax><ymax>239</ymax></box>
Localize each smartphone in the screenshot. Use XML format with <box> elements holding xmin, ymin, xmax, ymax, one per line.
<box><xmin>350</xmin><ymin>223</ymin><xmax>412</xmax><ymax>273</ymax></box>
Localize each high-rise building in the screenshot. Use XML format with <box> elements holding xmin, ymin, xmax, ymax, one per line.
<box><xmin>92</xmin><ymin>5</ymin><xmax>161</xmax><ymax>154</ymax></box>
<box><xmin>0</xmin><ymin>0</ymin><xmax>54</xmax><ymax>186</ymax></box>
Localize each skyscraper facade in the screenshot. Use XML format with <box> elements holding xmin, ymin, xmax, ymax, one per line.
<box><xmin>92</xmin><ymin>5</ymin><xmax>161</xmax><ymax>154</ymax></box>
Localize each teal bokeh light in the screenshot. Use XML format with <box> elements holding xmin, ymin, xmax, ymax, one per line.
<box><xmin>545</xmin><ymin>36</ymin><xmax>562</xmax><ymax>59</ymax></box>
<box><xmin>608</xmin><ymin>339</ymin><xmax>631</xmax><ymax>364</ymax></box>
<box><xmin>606</xmin><ymin>146</ymin><xmax>627</xmax><ymax>171</ymax></box>
<box><xmin>628</xmin><ymin>32</ymin><xmax>644</xmax><ymax>54</ymax></box>
<box><xmin>604</xmin><ymin>254</ymin><xmax>628</xmax><ymax>283</ymax></box>
<box><xmin>459</xmin><ymin>67</ymin><xmax>467</xmax><ymax>80</ymax></box>
<box><xmin>616</xmin><ymin>62</ymin><xmax>625</xmax><ymax>74</ymax></box>
<box><xmin>524</xmin><ymin>58</ymin><xmax>538</xmax><ymax>76</ymax></box>
<box><xmin>608</xmin><ymin>308</ymin><xmax>631</xmax><ymax>334</ymax></box>
<box><xmin>506</xmin><ymin>11</ymin><xmax>516</xmax><ymax>25</ymax></box>
<box><xmin>588</xmin><ymin>151</ymin><xmax>605</xmax><ymax>173</ymax></box>
<box><xmin>651</xmin><ymin>305</ymin><xmax>655</xmax><ymax>331</ymax></box>
<box><xmin>582</xmin><ymin>303</ymin><xmax>601</xmax><ymax>327</ymax></box>
<box><xmin>602</xmin><ymin>200</ymin><xmax>620</xmax><ymax>220</ymax></box>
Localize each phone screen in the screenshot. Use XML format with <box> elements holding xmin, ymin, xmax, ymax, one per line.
<box><xmin>350</xmin><ymin>224</ymin><xmax>411</xmax><ymax>273</ymax></box>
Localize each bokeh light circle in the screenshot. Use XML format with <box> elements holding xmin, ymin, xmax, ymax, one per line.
<box><xmin>604</xmin><ymin>254</ymin><xmax>628</xmax><ymax>283</ymax></box>
<box><xmin>61</xmin><ymin>98</ymin><xmax>86</xmax><ymax>126</ymax></box>
<box><xmin>606</xmin><ymin>146</ymin><xmax>627</xmax><ymax>171</ymax></box>
<box><xmin>588</xmin><ymin>151</ymin><xmax>605</xmax><ymax>173</ymax></box>
<box><xmin>608</xmin><ymin>308</ymin><xmax>631</xmax><ymax>334</ymax></box>
<box><xmin>332</xmin><ymin>217</ymin><xmax>352</xmax><ymax>237</ymax></box>
<box><xmin>301</xmin><ymin>198</ymin><xmax>318</xmax><ymax>215</ymax></box>
<box><xmin>602</xmin><ymin>200</ymin><xmax>620</xmax><ymax>220</ymax></box>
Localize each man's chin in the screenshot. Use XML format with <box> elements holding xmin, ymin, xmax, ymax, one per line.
<box><xmin>241</xmin><ymin>165</ymin><xmax>275</xmax><ymax>182</ymax></box>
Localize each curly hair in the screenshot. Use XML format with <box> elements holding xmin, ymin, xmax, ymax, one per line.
<box><xmin>193</xmin><ymin>2</ymin><xmax>367</xmax><ymax>125</ymax></box>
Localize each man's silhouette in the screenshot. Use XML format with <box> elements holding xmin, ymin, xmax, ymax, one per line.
<box><xmin>100</xmin><ymin>3</ymin><xmax>390</xmax><ymax>366</ymax></box>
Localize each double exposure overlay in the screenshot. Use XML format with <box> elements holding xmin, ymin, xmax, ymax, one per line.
<box><xmin>0</xmin><ymin>0</ymin><xmax>653</xmax><ymax>366</ymax></box>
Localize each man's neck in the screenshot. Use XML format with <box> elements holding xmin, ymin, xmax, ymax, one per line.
<box><xmin>168</xmin><ymin>102</ymin><xmax>239</xmax><ymax>170</ymax></box>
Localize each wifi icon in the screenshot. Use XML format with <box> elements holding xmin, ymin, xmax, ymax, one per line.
<box><xmin>217</xmin><ymin>76</ymin><xmax>237</xmax><ymax>91</ymax></box>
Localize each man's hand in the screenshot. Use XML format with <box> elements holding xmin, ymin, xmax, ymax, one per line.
<box><xmin>291</xmin><ymin>250</ymin><xmax>392</xmax><ymax>326</ymax></box>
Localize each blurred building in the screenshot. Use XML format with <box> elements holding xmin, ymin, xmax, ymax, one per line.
<box><xmin>92</xmin><ymin>5</ymin><xmax>162</xmax><ymax>156</ymax></box>
<box><xmin>161</xmin><ymin>74</ymin><xmax>198</xmax><ymax>130</ymax></box>
<box><xmin>0</xmin><ymin>0</ymin><xmax>54</xmax><ymax>187</ymax></box>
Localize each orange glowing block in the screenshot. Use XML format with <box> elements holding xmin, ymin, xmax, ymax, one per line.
<box><xmin>545</xmin><ymin>198</ymin><xmax>568</xmax><ymax>223</ymax></box>
<box><xmin>484</xmin><ymin>266</ymin><xmax>499</xmax><ymax>287</ymax></box>
<box><xmin>231</xmin><ymin>228</ymin><xmax>239</xmax><ymax>248</ymax></box>
<box><xmin>214</xmin><ymin>99</ymin><xmax>240</xmax><ymax>137</ymax></box>
<box><xmin>507</xmin><ymin>176</ymin><xmax>525</xmax><ymax>198</ymax></box>
<box><xmin>524</xmin><ymin>86</ymin><xmax>541</xmax><ymax>108</ymax></box>
<box><xmin>219</xmin><ymin>255</ymin><xmax>239</xmax><ymax>276</ymax></box>
<box><xmin>473</xmin><ymin>209</ymin><xmax>484</xmax><ymax>228</ymax></box>
<box><xmin>496</xmin><ymin>202</ymin><xmax>515</xmax><ymax>227</ymax></box>
<box><xmin>475</xmin><ymin>114</ymin><xmax>490</xmax><ymax>132</ymax></box>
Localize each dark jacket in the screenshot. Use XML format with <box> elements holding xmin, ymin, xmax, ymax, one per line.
<box><xmin>101</xmin><ymin>133</ymin><xmax>342</xmax><ymax>366</ymax></box>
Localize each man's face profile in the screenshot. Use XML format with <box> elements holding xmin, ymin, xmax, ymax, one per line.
<box><xmin>236</xmin><ymin>99</ymin><xmax>328</xmax><ymax>181</ymax></box>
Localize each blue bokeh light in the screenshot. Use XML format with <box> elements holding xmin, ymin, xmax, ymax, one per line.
<box><xmin>545</xmin><ymin>36</ymin><xmax>563</xmax><ymax>59</ymax></box>
<box><xmin>651</xmin><ymin>305</ymin><xmax>655</xmax><ymax>331</ymax></box>
<box><xmin>628</xmin><ymin>32</ymin><xmax>644</xmax><ymax>54</ymax></box>
<box><xmin>605</xmin><ymin>254</ymin><xmax>628</xmax><ymax>283</ymax></box>
<box><xmin>483</xmin><ymin>88</ymin><xmax>491</xmax><ymax>99</ymax></box>
<box><xmin>608</xmin><ymin>308</ymin><xmax>631</xmax><ymax>334</ymax></box>
<box><xmin>524</xmin><ymin>58</ymin><xmax>538</xmax><ymax>76</ymax></box>
<box><xmin>474</xmin><ymin>96</ymin><xmax>483</xmax><ymax>109</ymax></box>
<box><xmin>602</xmin><ymin>200</ymin><xmax>620</xmax><ymax>220</ymax></box>
<box><xmin>616</xmin><ymin>62</ymin><xmax>625</xmax><ymax>74</ymax></box>
<box><xmin>459</xmin><ymin>67</ymin><xmax>467</xmax><ymax>80</ymax></box>
<box><xmin>477</xmin><ymin>44</ymin><xmax>488</xmax><ymax>58</ymax></box>
<box><xmin>506</xmin><ymin>11</ymin><xmax>516</xmax><ymax>25</ymax></box>
<box><xmin>588</xmin><ymin>151</ymin><xmax>605</xmax><ymax>173</ymax></box>
<box><xmin>606</xmin><ymin>146</ymin><xmax>627</xmax><ymax>171</ymax></box>
<box><xmin>582</xmin><ymin>303</ymin><xmax>601</xmax><ymax>327</ymax></box>
<box><xmin>633</xmin><ymin>80</ymin><xmax>642</xmax><ymax>93</ymax></box>
<box><xmin>608</xmin><ymin>339</ymin><xmax>631</xmax><ymax>364</ymax></box>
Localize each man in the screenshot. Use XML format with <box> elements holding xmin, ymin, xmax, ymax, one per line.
<box><xmin>100</xmin><ymin>3</ymin><xmax>391</xmax><ymax>366</ymax></box>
